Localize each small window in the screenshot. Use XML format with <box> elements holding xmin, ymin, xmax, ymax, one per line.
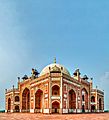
<box><xmin>15</xmin><ymin>96</ymin><xmax>20</xmax><ymax>102</ymax></box>
<box><xmin>91</xmin><ymin>96</ymin><xmax>95</xmax><ymax>102</ymax></box>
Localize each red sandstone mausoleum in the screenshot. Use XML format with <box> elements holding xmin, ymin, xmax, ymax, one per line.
<box><xmin>5</xmin><ymin>59</ymin><xmax>104</xmax><ymax>114</ymax></box>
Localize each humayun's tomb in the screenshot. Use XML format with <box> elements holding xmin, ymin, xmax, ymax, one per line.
<box><xmin>5</xmin><ymin>59</ymin><xmax>104</xmax><ymax>114</ymax></box>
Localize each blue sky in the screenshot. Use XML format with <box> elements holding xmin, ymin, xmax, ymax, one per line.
<box><xmin>0</xmin><ymin>1</ymin><xmax>109</xmax><ymax>110</ymax></box>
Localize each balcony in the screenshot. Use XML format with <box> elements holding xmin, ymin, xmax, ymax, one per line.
<box><xmin>91</xmin><ymin>102</ymin><xmax>96</xmax><ymax>105</ymax></box>
<box><xmin>51</xmin><ymin>96</ymin><xmax>60</xmax><ymax>99</ymax></box>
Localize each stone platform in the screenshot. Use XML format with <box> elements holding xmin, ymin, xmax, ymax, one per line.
<box><xmin>0</xmin><ymin>113</ymin><xmax>108</xmax><ymax>120</ymax></box>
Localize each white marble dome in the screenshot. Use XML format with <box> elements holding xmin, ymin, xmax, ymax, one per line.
<box><xmin>40</xmin><ymin>63</ymin><xmax>70</xmax><ymax>76</ymax></box>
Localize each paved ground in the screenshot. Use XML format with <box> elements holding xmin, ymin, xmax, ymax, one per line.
<box><xmin>0</xmin><ymin>113</ymin><xmax>109</xmax><ymax>120</ymax></box>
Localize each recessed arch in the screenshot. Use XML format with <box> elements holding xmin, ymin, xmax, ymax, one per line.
<box><xmin>35</xmin><ymin>89</ymin><xmax>43</xmax><ymax>110</ymax></box>
<box><xmin>91</xmin><ymin>96</ymin><xmax>95</xmax><ymax>102</ymax></box>
<box><xmin>22</xmin><ymin>88</ymin><xmax>30</xmax><ymax>112</ymax></box>
<box><xmin>15</xmin><ymin>105</ymin><xmax>20</xmax><ymax>112</ymax></box>
<box><xmin>51</xmin><ymin>100</ymin><xmax>60</xmax><ymax>104</ymax></box>
<box><xmin>52</xmin><ymin>101</ymin><xmax>60</xmax><ymax>113</ymax></box>
<box><xmin>82</xmin><ymin>88</ymin><xmax>88</xmax><ymax>111</ymax></box>
<box><xmin>52</xmin><ymin>85</ymin><xmax>60</xmax><ymax>96</ymax></box>
<box><xmin>69</xmin><ymin>89</ymin><xmax>76</xmax><ymax>109</ymax></box>
<box><xmin>91</xmin><ymin>105</ymin><xmax>95</xmax><ymax>112</ymax></box>
<box><xmin>51</xmin><ymin>84</ymin><xmax>60</xmax><ymax>88</ymax></box>
<box><xmin>15</xmin><ymin>96</ymin><xmax>20</xmax><ymax>102</ymax></box>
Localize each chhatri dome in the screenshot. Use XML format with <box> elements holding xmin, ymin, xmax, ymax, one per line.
<box><xmin>40</xmin><ymin>58</ymin><xmax>71</xmax><ymax>76</ymax></box>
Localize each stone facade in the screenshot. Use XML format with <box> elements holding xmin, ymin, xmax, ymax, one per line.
<box><xmin>5</xmin><ymin>61</ymin><xmax>104</xmax><ymax>114</ymax></box>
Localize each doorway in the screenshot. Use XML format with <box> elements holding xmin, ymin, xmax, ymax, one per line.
<box><xmin>52</xmin><ymin>101</ymin><xmax>60</xmax><ymax>113</ymax></box>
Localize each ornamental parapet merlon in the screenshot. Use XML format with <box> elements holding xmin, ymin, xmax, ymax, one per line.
<box><xmin>92</xmin><ymin>89</ymin><xmax>104</xmax><ymax>95</ymax></box>
<box><xmin>5</xmin><ymin>88</ymin><xmax>19</xmax><ymax>94</ymax></box>
<box><xmin>81</xmin><ymin>79</ymin><xmax>90</xmax><ymax>85</ymax></box>
<box><xmin>97</xmin><ymin>89</ymin><xmax>104</xmax><ymax>95</ymax></box>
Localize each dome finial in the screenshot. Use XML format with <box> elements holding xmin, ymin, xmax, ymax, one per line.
<box><xmin>54</xmin><ymin>57</ymin><xmax>56</xmax><ymax>63</ymax></box>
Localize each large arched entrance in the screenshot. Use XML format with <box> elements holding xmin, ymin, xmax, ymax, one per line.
<box><xmin>22</xmin><ymin>88</ymin><xmax>30</xmax><ymax>112</ymax></box>
<box><xmin>82</xmin><ymin>88</ymin><xmax>88</xmax><ymax>112</ymax></box>
<box><xmin>35</xmin><ymin>89</ymin><xmax>43</xmax><ymax>113</ymax></box>
<box><xmin>52</xmin><ymin>101</ymin><xmax>60</xmax><ymax>113</ymax></box>
<box><xmin>8</xmin><ymin>98</ymin><xmax>11</xmax><ymax>112</ymax></box>
<box><xmin>69</xmin><ymin>89</ymin><xmax>76</xmax><ymax>112</ymax></box>
<box><xmin>15</xmin><ymin>105</ymin><xmax>20</xmax><ymax>112</ymax></box>
<box><xmin>52</xmin><ymin>85</ymin><xmax>60</xmax><ymax>96</ymax></box>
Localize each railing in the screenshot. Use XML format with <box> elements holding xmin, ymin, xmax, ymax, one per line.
<box><xmin>91</xmin><ymin>109</ymin><xmax>96</xmax><ymax>112</ymax></box>
<box><xmin>21</xmin><ymin>109</ymin><xmax>30</xmax><ymax>113</ymax></box>
<box><xmin>34</xmin><ymin>109</ymin><xmax>42</xmax><ymax>113</ymax></box>
<box><xmin>13</xmin><ymin>109</ymin><xmax>20</xmax><ymax>113</ymax></box>
<box><xmin>6</xmin><ymin>88</ymin><xmax>19</xmax><ymax>93</ymax></box>
<box><xmin>68</xmin><ymin>109</ymin><xmax>76</xmax><ymax>113</ymax></box>
<box><xmin>91</xmin><ymin>102</ymin><xmax>96</xmax><ymax>104</ymax></box>
<box><xmin>7</xmin><ymin>110</ymin><xmax>11</xmax><ymax>112</ymax></box>
<box><xmin>51</xmin><ymin>96</ymin><xmax>60</xmax><ymax>99</ymax></box>
<box><xmin>52</xmin><ymin>109</ymin><xmax>60</xmax><ymax>113</ymax></box>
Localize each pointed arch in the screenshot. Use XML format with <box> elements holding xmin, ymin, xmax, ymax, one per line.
<box><xmin>52</xmin><ymin>101</ymin><xmax>60</xmax><ymax>113</ymax></box>
<box><xmin>15</xmin><ymin>105</ymin><xmax>20</xmax><ymax>112</ymax></box>
<box><xmin>91</xmin><ymin>105</ymin><xmax>95</xmax><ymax>112</ymax></box>
<box><xmin>22</xmin><ymin>88</ymin><xmax>30</xmax><ymax>112</ymax></box>
<box><xmin>35</xmin><ymin>89</ymin><xmax>43</xmax><ymax>112</ymax></box>
<box><xmin>69</xmin><ymin>89</ymin><xmax>76</xmax><ymax>109</ymax></box>
<box><xmin>91</xmin><ymin>96</ymin><xmax>95</xmax><ymax>102</ymax></box>
<box><xmin>52</xmin><ymin>85</ymin><xmax>60</xmax><ymax>96</ymax></box>
<box><xmin>82</xmin><ymin>88</ymin><xmax>88</xmax><ymax>112</ymax></box>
